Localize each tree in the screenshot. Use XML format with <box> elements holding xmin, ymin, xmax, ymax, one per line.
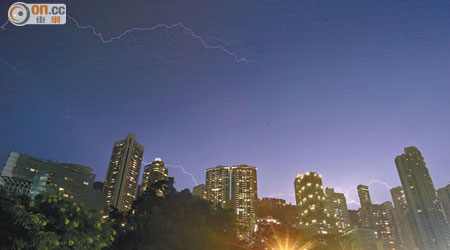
<box><xmin>0</xmin><ymin>188</ymin><xmax>114</xmax><ymax>250</ymax></box>
<box><xmin>109</xmin><ymin>181</ymin><xmax>241</xmax><ymax>250</ymax></box>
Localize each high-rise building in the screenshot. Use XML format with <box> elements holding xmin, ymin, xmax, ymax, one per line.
<box><xmin>1</xmin><ymin>151</ymin><xmax>105</xmax><ymax>210</ymax></box>
<box><xmin>358</xmin><ymin>184</ymin><xmax>373</xmax><ymax>207</ymax></box>
<box><xmin>143</xmin><ymin>176</ymin><xmax>175</xmax><ymax>197</ymax></box>
<box><xmin>205</xmin><ymin>166</ymin><xmax>231</xmax><ymax>209</ymax></box>
<box><xmin>438</xmin><ymin>185</ymin><xmax>450</xmax><ymax>224</ymax></box>
<box><xmin>356</xmin><ymin>183</ymin><xmax>399</xmax><ymax>249</ymax></box>
<box><xmin>192</xmin><ymin>184</ymin><xmax>208</xmax><ymax>200</ymax></box>
<box><xmin>348</xmin><ymin>209</ymin><xmax>361</xmax><ymax>228</ymax></box>
<box><xmin>294</xmin><ymin>172</ymin><xmax>328</xmax><ymax>234</ymax></box>
<box><xmin>371</xmin><ymin>201</ymin><xmax>399</xmax><ymax>250</ymax></box>
<box><xmin>0</xmin><ymin>176</ymin><xmax>32</xmax><ymax>195</ymax></box>
<box><xmin>395</xmin><ymin>146</ymin><xmax>450</xmax><ymax>250</ymax></box>
<box><xmin>390</xmin><ymin>186</ymin><xmax>417</xmax><ymax>249</ymax></box>
<box><xmin>205</xmin><ymin>164</ymin><xmax>258</xmax><ymax>243</ymax></box>
<box><xmin>357</xmin><ymin>184</ymin><xmax>374</xmax><ymax>228</ymax></box>
<box><xmin>231</xmin><ymin>165</ymin><xmax>258</xmax><ymax>238</ymax></box>
<box><xmin>325</xmin><ymin>187</ymin><xmax>351</xmax><ymax>233</ymax></box>
<box><xmin>104</xmin><ymin>134</ymin><xmax>144</xmax><ymax>212</ymax></box>
<box><xmin>141</xmin><ymin>158</ymin><xmax>168</xmax><ymax>195</ymax></box>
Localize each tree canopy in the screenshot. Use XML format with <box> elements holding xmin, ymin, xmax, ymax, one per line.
<box><xmin>0</xmin><ymin>188</ymin><xmax>114</xmax><ymax>250</ymax></box>
<box><xmin>109</xmin><ymin>181</ymin><xmax>241</xmax><ymax>250</ymax></box>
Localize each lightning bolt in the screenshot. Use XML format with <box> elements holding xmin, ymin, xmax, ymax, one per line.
<box><xmin>365</xmin><ymin>179</ymin><xmax>394</xmax><ymax>189</ymax></box>
<box><xmin>142</xmin><ymin>160</ymin><xmax>198</xmax><ymax>186</ymax></box>
<box><xmin>346</xmin><ymin>199</ymin><xmax>361</xmax><ymax>206</ymax></box>
<box><xmin>1</xmin><ymin>15</ymin><xmax>252</xmax><ymax>63</ymax></box>
<box><xmin>0</xmin><ymin>57</ymin><xmax>24</xmax><ymax>76</ymax></box>
<box><xmin>205</xmin><ymin>37</ymin><xmax>256</xmax><ymax>56</ymax></box>
<box><xmin>337</xmin><ymin>179</ymin><xmax>394</xmax><ymax>207</ymax></box>
<box><xmin>1</xmin><ymin>19</ymin><xmax>8</xmax><ymax>30</ymax></box>
<box><xmin>66</xmin><ymin>15</ymin><xmax>250</xmax><ymax>63</ymax></box>
<box><xmin>165</xmin><ymin>164</ymin><xmax>199</xmax><ymax>186</ymax></box>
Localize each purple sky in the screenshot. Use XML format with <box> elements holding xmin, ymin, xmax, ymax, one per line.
<box><xmin>1</xmin><ymin>0</ymin><xmax>449</xmax><ymax>209</ymax></box>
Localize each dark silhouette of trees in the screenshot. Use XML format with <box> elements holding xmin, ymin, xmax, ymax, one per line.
<box><xmin>109</xmin><ymin>180</ymin><xmax>242</xmax><ymax>250</ymax></box>
<box><xmin>0</xmin><ymin>188</ymin><xmax>114</xmax><ymax>250</ymax></box>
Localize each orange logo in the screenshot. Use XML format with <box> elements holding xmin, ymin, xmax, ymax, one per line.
<box><xmin>8</xmin><ymin>2</ymin><xmax>30</xmax><ymax>26</ymax></box>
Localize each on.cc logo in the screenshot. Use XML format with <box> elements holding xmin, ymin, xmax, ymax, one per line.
<box><xmin>8</xmin><ymin>2</ymin><xmax>30</xmax><ymax>26</ymax></box>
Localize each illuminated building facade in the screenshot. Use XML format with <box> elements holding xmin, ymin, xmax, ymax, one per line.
<box><xmin>205</xmin><ymin>165</ymin><xmax>258</xmax><ymax>242</ymax></box>
<box><xmin>141</xmin><ymin>158</ymin><xmax>168</xmax><ymax>195</ymax></box>
<box><xmin>294</xmin><ymin>172</ymin><xmax>328</xmax><ymax>233</ymax></box>
<box><xmin>357</xmin><ymin>183</ymin><xmax>399</xmax><ymax>249</ymax></box>
<box><xmin>395</xmin><ymin>146</ymin><xmax>450</xmax><ymax>250</ymax></box>
<box><xmin>0</xmin><ymin>176</ymin><xmax>32</xmax><ymax>195</ymax></box>
<box><xmin>104</xmin><ymin>134</ymin><xmax>144</xmax><ymax>212</ymax></box>
<box><xmin>390</xmin><ymin>186</ymin><xmax>416</xmax><ymax>249</ymax></box>
<box><xmin>325</xmin><ymin>187</ymin><xmax>350</xmax><ymax>233</ymax></box>
<box><xmin>231</xmin><ymin>165</ymin><xmax>258</xmax><ymax>226</ymax></box>
<box><xmin>1</xmin><ymin>151</ymin><xmax>105</xmax><ymax>210</ymax></box>
<box><xmin>231</xmin><ymin>165</ymin><xmax>258</xmax><ymax>240</ymax></box>
<box><xmin>205</xmin><ymin>166</ymin><xmax>231</xmax><ymax>208</ymax></box>
<box><xmin>371</xmin><ymin>201</ymin><xmax>399</xmax><ymax>250</ymax></box>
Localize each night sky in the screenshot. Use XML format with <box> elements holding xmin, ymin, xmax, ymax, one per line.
<box><xmin>1</xmin><ymin>0</ymin><xmax>449</xmax><ymax>208</ymax></box>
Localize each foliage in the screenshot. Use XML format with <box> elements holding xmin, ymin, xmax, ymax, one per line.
<box><xmin>109</xmin><ymin>180</ymin><xmax>241</xmax><ymax>250</ymax></box>
<box><xmin>0</xmin><ymin>188</ymin><xmax>114</xmax><ymax>250</ymax></box>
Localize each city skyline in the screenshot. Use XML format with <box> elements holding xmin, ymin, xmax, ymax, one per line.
<box><xmin>3</xmin><ymin>144</ymin><xmax>448</xmax><ymax>241</ymax></box>
<box><xmin>3</xmin><ymin>139</ymin><xmax>450</xmax><ymax>248</ymax></box>
<box><xmin>1</xmin><ymin>142</ymin><xmax>449</xmax><ymax>210</ymax></box>
<box><xmin>1</xmin><ymin>0</ymin><xmax>450</xmax><ymax>211</ymax></box>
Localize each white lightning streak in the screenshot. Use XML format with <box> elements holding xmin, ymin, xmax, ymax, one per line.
<box><xmin>339</xmin><ymin>179</ymin><xmax>394</xmax><ymax>207</ymax></box>
<box><xmin>205</xmin><ymin>37</ymin><xmax>256</xmax><ymax>56</ymax></box>
<box><xmin>347</xmin><ymin>199</ymin><xmax>361</xmax><ymax>206</ymax></box>
<box><xmin>165</xmin><ymin>164</ymin><xmax>198</xmax><ymax>186</ymax></box>
<box><xmin>66</xmin><ymin>15</ymin><xmax>249</xmax><ymax>63</ymax></box>
<box><xmin>142</xmin><ymin>160</ymin><xmax>198</xmax><ymax>186</ymax></box>
<box><xmin>0</xmin><ymin>57</ymin><xmax>24</xmax><ymax>76</ymax></box>
<box><xmin>366</xmin><ymin>179</ymin><xmax>394</xmax><ymax>189</ymax></box>
<box><xmin>1</xmin><ymin>20</ymin><xmax>8</xmax><ymax>30</ymax></box>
